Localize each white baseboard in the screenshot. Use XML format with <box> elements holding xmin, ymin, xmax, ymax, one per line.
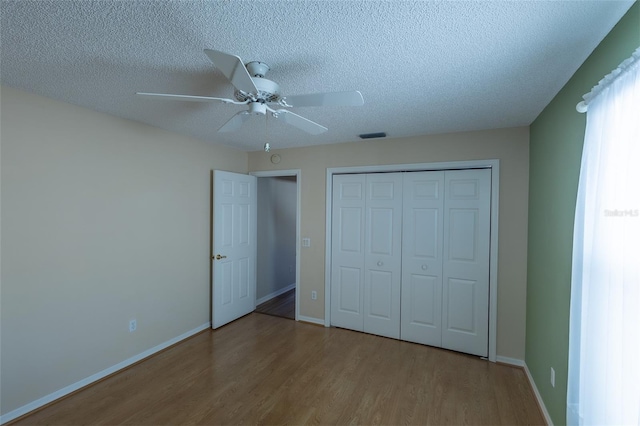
<box><xmin>496</xmin><ymin>355</ymin><xmax>525</xmax><ymax>367</ymax></box>
<box><xmin>297</xmin><ymin>315</ymin><xmax>325</xmax><ymax>326</ymax></box>
<box><xmin>0</xmin><ymin>322</ymin><xmax>211</xmax><ymax>425</ymax></box>
<box><xmin>256</xmin><ymin>283</ymin><xmax>296</xmax><ymax>306</ymax></box>
<box><xmin>524</xmin><ymin>362</ymin><xmax>554</xmax><ymax>426</ymax></box>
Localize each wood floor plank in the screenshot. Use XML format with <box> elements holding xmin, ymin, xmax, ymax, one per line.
<box><xmin>12</xmin><ymin>314</ymin><xmax>544</xmax><ymax>425</ymax></box>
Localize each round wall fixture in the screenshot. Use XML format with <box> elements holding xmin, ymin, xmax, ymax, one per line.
<box><xmin>270</xmin><ymin>154</ymin><xmax>281</xmax><ymax>164</ymax></box>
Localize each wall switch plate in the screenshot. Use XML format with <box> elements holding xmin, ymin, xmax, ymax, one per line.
<box><xmin>550</xmin><ymin>367</ymin><xmax>555</xmax><ymax>388</ymax></box>
<box><xmin>311</xmin><ymin>291</ymin><xmax>317</xmax><ymax>300</ymax></box>
<box><xmin>129</xmin><ymin>319</ymin><xmax>137</xmax><ymax>333</ymax></box>
<box><xmin>302</xmin><ymin>238</ymin><xmax>311</xmax><ymax>247</ymax></box>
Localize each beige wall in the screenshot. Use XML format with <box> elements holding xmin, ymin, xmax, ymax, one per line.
<box><xmin>249</xmin><ymin>127</ymin><xmax>530</xmax><ymax>360</ymax></box>
<box><xmin>0</xmin><ymin>86</ymin><xmax>247</xmax><ymax>415</ymax></box>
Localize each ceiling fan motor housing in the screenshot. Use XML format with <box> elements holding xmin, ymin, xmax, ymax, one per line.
<box><xmin>234</xmin><ymin>76</ymin><xmax>281</xmax><ymax>103</ymax></box>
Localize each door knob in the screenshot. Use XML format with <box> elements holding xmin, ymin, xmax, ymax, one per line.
<box><xmin>377</xmin><ymin>261</ymin><xmax>383</xmax><ymax>266</ymax></box>
<box><xmin>214</xmin><ymin>254</ymin><xmax>227</xmax><ymax>260</ymax></box>
<box><xmin>422</xmin><ymin>264</ymin><xmax>428</xmax><ymax>270</ymax></box>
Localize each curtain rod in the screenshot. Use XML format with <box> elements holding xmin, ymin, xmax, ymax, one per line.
<box><xmin>576</xmin><ymin>46</ymin><xmax>640</xmax><ymax>113</ymax></box>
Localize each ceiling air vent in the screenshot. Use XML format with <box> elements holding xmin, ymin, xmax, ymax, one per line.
<box><xmin>359</xmin><ymin>132</ymin><xmax>386</xmax><ymax>139</ymax></box>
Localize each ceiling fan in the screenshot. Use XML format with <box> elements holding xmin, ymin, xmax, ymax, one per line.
<box><xmin>137</xmin><ymin>49</ymin><xmax>364</xmax><ymax>135</ymax></box>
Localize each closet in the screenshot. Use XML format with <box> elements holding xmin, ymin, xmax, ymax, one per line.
<box><xmin>330</xmin><ymin>169</ymin><xmax>491</xmax><ymax>357</ymax></box>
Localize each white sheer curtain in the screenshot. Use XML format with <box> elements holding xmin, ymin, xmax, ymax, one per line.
<box><xmin>568</xmin><ymin>47</ymin><xmax>640</xmax><ymax>426</ymax></box>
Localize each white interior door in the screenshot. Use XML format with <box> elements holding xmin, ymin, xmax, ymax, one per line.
<box><xmin>363</xmin><ymin>173</ymin><xmax>402</xmax><ymax>339</ymax></box>
<box><xmin>330</xmin><ymin>174</ymin><xmax>366</xmax><ymax>331</ymax></box>
<box><xmin>212</xmin><ymin>170</ymin><xmax>257</xmax><ymax>329</ymax></box>
<box><xmin>401</xmin><ymin>171</ymin><xmax>444</xmax><ymax>346</ymax></box>
<box><xmin>441</xmin><ymin>169</ymin><xmax>491</xmax><ymax>356</ymax></box>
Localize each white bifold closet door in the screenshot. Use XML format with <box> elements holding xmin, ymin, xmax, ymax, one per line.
<box><xmin>330</xmin><ymin>173</ymin><xmax>403</xmax><ymax>339</ymax></box>
<box><xmin>401</xmin><ymin>169</ymin><xmax>491</xmax><ymax>357</ymax></box>
<box><xmin>364</xmin><ymin>173</ymin><xmax>402</xmax><ymax>339</ymax></box>
<box><xmin>331</xmin><ymin>169</ymin><xmax>490</xmax><ymax>357</ymax></box>
<box><xmin>441</xmin><ymin>169</ymin><xmax>491</xmax><ymax>356</ymax></box>
<box><xmin>330</xmin><ymin>174</ymin><xmax>366</xmax><ymax>332</ymax></box>
<box><xmin>400</xmin><ymin>171</ymin><xmax>445</xmax><ymax>347</ymax></box>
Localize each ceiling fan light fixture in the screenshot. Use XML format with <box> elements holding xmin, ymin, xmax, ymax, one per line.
<box><xmin>248</xmin><ymin>102</ymin><xmax>267</xmax><ymax>115</ymax></box>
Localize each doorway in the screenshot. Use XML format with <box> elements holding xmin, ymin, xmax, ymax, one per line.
<box><xmin>252</xmin><ymin>170</ymin><xmax>301</xmax><ymax>321</ymax></box>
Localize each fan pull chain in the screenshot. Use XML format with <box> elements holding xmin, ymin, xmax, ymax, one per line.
<box><xmin>264</xmin><ymin>112</ymin><xmax>270</xmax><ymax>152</ymax></box>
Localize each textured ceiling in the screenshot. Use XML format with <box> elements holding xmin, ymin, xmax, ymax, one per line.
<box><xmin>0</xmin><ymin>1</ymin><xmax>634</xmax><ymax>151</ymax></box>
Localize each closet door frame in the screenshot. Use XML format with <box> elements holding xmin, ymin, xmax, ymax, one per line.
<box><xmin>324</xmin><ymin>160</ymin><xmax>500</xmax><ymax>362</ymax></box>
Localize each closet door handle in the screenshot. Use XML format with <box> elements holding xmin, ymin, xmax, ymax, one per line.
<box><xmin>377</xmin><ymin>261</ymin><xmax>383</xmax><ymax>266</ymax></box>
<box><xmin>422</xmin><ymin>264</ymin><xmax>428</xmax><ymax>270</ymax></box>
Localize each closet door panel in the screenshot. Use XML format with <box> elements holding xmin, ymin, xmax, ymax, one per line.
<box><xmin>401</xmin><ymin>171</ymin><xmax>444</xmax><ymax>346</ymax></box>
<box><xmin>364</xmin><ymin>173</ymin><xmax>402</xmax><ymax>339</ymax></box>
<box><xmin>407</xmin><ymin>273</ymin><xmax>438</xmax><ymax>325</ymax></box>
<box><xmin>442</xmin><ymin>169</ymin><xmax>491</xmax><ymax>357</ymax></box>
<box><xmin>368</xmin><ymin>269</ymin><xmax>393</xmax><ymax>319</ymax></box>
<box><xmin>331</xmin><ymin>174</ymin><xmax>366</xmax><ymax>331</ymax></box>
<box><xmin>337</xmin><ymin>267</ymin><xmax>362</xmax><ymax>314</ymax></box>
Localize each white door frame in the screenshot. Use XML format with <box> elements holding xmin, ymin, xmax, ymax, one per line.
<box><xmin>324</xmin><ymin>160</ymin><xmax>500</xmax><ymax>362</ymax></box>
<box><xmin>251</xmin><ymin>169</ymin><xmax>302</xmax><ymax>321</ymax></box>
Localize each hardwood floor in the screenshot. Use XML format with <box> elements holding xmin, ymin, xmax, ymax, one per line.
<box><xmin>12</xmin><ymin>314</ymin><xmax>544</xmax><ymax>425</ymax></box>
<box><xmin>255</xmin><ymin>289</ymin><xmax>295</xmax><ymax>320</ymax></box>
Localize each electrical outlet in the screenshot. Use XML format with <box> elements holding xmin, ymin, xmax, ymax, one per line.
<box><xmin>550</xmin><ymin>367</ymin><xmax>555</xmax><ymax>388</ymax></box>
<box><xmin>311</xmin><ymin>291</ymin><xmax>317</xmax><ymax>300</ymax></box>
<box><xmin>302</xmin><ymin>238</ymin><xmax>311</xmax><ymax>247</ymax></box>
<box><xmin>129</xmin><ymin>319</ymin><xmax>137</xmax><ymax>333</ymax></box>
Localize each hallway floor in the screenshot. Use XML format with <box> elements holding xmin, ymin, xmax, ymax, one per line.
<box><xmin>255</xmin><ymin>289</ymin><xmax>295</xmax><ymax>320</ymax></box>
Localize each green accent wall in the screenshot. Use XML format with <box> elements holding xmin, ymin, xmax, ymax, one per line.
<box><xmin>526</xmin><ymin>3</ymin><xmax>640</xmax><ymax>425</ymax></box>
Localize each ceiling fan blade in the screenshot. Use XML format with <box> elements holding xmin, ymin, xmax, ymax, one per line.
<box><xmin>136</xmin><ymin>92</ymin><xmax>236</xmax><ymax>103</ymax></box>
<box><xmin>273</xmin><ymin>110</ymin><xmax>328</xmax><ymax>135</ymax></box>
<box><xmin>204</xmin><ymin>49</ymin><xmax>258</xmax><ymax>95</ymax></box>
<box><xmin>279</xmin><ymin>91</ymin><xmax>364</xmax><ymax>107</ymax></box>
<box><xmin>218</xmin><ymin>111</ymin><xmax>251</xmax><ymax>133</ymax></box>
